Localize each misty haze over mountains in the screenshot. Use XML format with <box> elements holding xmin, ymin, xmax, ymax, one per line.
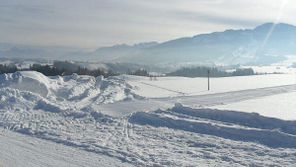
<box><xmin>1</xmin><ymin>23</ymin><xmax>296</xmax><ymax>66</ymax></box>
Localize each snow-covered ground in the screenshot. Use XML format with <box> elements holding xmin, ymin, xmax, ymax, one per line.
<box><xmin>96</xmin><ymin>84</ymin><xmax>296</xmax><ymax>118</ymax></box>
<box><xmin>0</xmin><ymin>71</ymin><xmax>139</xmax><ymax>113</ymax></box>
<box><xmin>1</xmin><ymin>71</ymin><xmax>296</xmax><ymax>166</ymax></box>
<box><xmin>212</xmin><ymin>92</ymin><xmax>296</xmax><ymax>120</ymax></box>
<box><xmin>0</xmin><ymin>128</ymin><xmax>131</xmax><ymax>167</ymax></box>
<box><xmin>123</xmin><ymin>74</ymin><xmax>296</xmax><ymax>98</ymax></box>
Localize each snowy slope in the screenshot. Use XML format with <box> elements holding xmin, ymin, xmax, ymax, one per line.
<box><xmin>3</xmin><ymin>23</ymin><xmax>296</xmax><ymax>65</ymax></box>
<box><xmin>89</xmin><ymin>23</ymin><xmax>296</xmax><ymax>65</ymax></box>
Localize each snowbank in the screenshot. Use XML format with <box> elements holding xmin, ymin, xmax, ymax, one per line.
<box><xmin>0</xmin><ymin>71</ymin><xmax>139</xmax><ymax>113</ymax></box>
<box><xmin>0</xmin><ymin>88</ymin><xmax>41</xmax><ymax>111</ymax></box>
<box><xmin>0</xmin><ymin>71</ymin><xmax>51</xmax><ymax>97</ymax></box>
<box><xmin>129</xmin><ymin>105</ymin><xmax>296</xmax><ymax>148</ymax></box>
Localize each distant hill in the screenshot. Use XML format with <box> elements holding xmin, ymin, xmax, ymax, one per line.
<box><xmin>90</xmin><ymin>23</ymin><xmax>296</xmax><ymax>65</ymax></box>
<box><xmin>1</xmin><ymin>23</ymin><xmax>296</xmax><ymax>65</ymax></box>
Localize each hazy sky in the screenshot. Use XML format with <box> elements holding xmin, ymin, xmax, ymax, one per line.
<box><xmin>0</xmin><ymin>0</ymin><xmax>295</xmax><ymax>48</ymax></box>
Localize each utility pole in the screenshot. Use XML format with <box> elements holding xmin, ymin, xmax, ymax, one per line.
<box><xmin>207</xmin><ymin>69</ymin><xmax>210</xmax><ymax>91</ymax></box>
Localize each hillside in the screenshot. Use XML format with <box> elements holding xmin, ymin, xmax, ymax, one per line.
<box><xmin>90</xmin><ymin>23</ymin><xmax>296</xmax><ymax>65</ymax></box>
<box><xmin>1</xmin><ymin>23</ymin><xmax>296</xmax><ymax>65</ymax></box>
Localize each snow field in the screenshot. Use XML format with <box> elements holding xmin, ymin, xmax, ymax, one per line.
<box><xmin>123</xmin><ymin>73</ymin><xmax>296</xmax><ymax>98</ymax></box>
<box><xmin>212</xmin><ymin>91</ymin><xmax>296</xmax><ymax>120</ymax></box>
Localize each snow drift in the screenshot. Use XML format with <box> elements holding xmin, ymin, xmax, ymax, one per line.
<box><xmin>0</xmin><ymin>71</ymin><xmax>139</xmax><ymax>113</ymax></box>
<box><xmin>0</xmin><ymin>71</ymin><xmax>50</xmax><ymax>97</ymax></box>
<box><xmin>129</xmin><ymin>105</ymin><xmax>296</xmax><ymax>148</ymax></box>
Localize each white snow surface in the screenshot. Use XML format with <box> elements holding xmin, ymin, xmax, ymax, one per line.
<box><xmin>0</xmin><ymin>71</ymin><xmax>138</xmax><ymax>112</ymax></box>
<box><xmin>212</xmin><ymin>91</ymin><xmax>296</xmax><ymax>120</ymax></box>
<box><xmin>0</xmin><ymin>128</ymin><xmax>131</xmax><ymax>167</ymax></box>
<box><xmin>122</xmin><ymin>74</ymin><xmax>296</xmax><ymax>98</ymax></box>
<box><xmin>1</xmin><ymin>71</ymin><xmax>296</xmax><ymax>166</ymax></box>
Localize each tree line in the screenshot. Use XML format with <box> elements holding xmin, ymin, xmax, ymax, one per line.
<box><xmin>128</xmin><ymin>68</ymin><xmax>149</xmax><ymax>76</ymax></box>
<box><xmin>167</xmin><ymin>66</ymin><xmax>255</xmax><ymax>77</ymax></box>
<box><xmin>0</xmin><ymin>61</ymin><xmax>116</xmax><ymax>77</ymax></box>
<box><xmin>0</xmin><ymin>64</ymin><xmax>18</xmax><ymax>74</ymax></box>
<box><xmin>0</xmin><ymin>62</ymin><xmax>255</xmax><ymax>78</ymax></box>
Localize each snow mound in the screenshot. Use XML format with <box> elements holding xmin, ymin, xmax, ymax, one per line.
<box><xmin>0</xmin><ymin>71</ymin><xmax>51</xmax><ymax>97</ymax></box>
<box><xmin>34</xmin><ymin>99</ymin><xmax>66</xmax><ymax>113</ymax></box>
<box><xmin>0</xmin><ymin>88</ymin><xmax>41</xmax><ymax>111</ymax></box>
<box><xmin>0</xmin><ymin>71</ymin><xmax>139</xmax><ymax>113</ymax></box>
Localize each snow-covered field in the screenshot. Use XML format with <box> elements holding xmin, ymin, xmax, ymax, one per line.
<box><xmin>1</xmin><ymin>71</ymin><xmax>296</xmax><ymax>166</ymax></box>
<box><xmin>212</xmin><ymin>92</ymin><xmax>296</xmax><ymax>120</ymax></box>
<box><xmin>123</xmin><ymin>74</ymin><xmax>296</xmax><ymax>98</ymax></box>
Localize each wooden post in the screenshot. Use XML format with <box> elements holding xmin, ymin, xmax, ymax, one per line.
<box><xmin>207</xmin><ymin>69</ymin><xmax>210</xmax><ymax>91</ymax></box>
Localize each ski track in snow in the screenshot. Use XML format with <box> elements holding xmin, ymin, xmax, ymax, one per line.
<box><xmin>0</xmin><ymin>71</ymin><xmax>296</xmax><ymax>166</ymax></box>
<box><xmin>138</xmin><ymin>81</ymin><xmax>188</xmax><ymax>96</ymax></box>
<box><xmin>2</xmin><ymin>107</ymin><xmax>296</xmax><ymax>166</ymax></box>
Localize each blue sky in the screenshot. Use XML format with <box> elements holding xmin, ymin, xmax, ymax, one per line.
<box><xmin>0</xmin><ymin>0</ymin><xmax>294</xmax><ymax>48</ymax></box>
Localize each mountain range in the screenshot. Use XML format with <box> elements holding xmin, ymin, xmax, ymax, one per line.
<box><xmin>1</xmin><ymin>23</ymin><xmax>296</xmax><ymax>65</ymax></box>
